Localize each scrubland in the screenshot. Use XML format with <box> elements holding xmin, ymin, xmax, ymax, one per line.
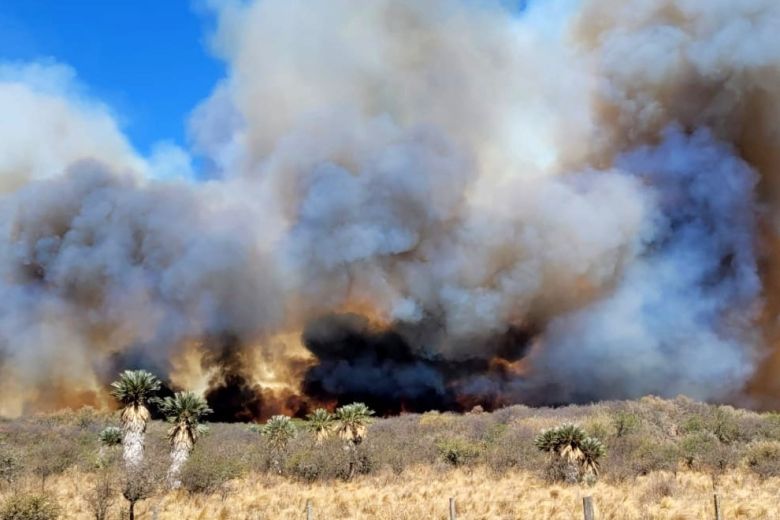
<box><xmin>3</xmin><ymin>396</ymin><xmax>780</xmax><ymax>519</ymax></box>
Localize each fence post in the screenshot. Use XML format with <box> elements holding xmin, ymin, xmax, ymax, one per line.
<box><xmin>713</xmin><ymin>494</ymin><xmax>721</xmax><ymax>520</ymax></box>
<box><xmin>449</xmin><ymin>497</ymin><xmax>457</xmax><ymax>520</ymax></box>
<box><xmin>583</xmin><ymin>496</ymin><xmax>595</xmax><ymax>520</ymax></box>
<box><xmin>306</xmin><ymin>499</ymin><xmax>313</xmax><ymax>520</ymax></box>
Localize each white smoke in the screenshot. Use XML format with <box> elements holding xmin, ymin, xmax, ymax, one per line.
<box><xmin>1</xmin><ymin>0</ymin><xmax>779</xmax><ymax>415</ymax></box>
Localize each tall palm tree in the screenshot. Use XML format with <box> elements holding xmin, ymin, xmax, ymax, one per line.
<box><xmin>305</xmin><ymin>408</ymin><xmax>334</xmax><ymax>443</ymax></box>
<box><xmin>154</xmin><ymin>391</ymin><xmax>212</xmax><ymax>488</ymax></box>
<box><xmin>110</xmin><ymin>370</ymin><xmax>161</xmax><ymax>468</ymax></box>
<box><xmin>334</xmin><ymin>403</ymin><xmax>374</xmax><ymax>445</ymax></box>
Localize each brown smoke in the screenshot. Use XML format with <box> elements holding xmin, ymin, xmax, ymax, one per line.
<box><xmin>2</xmin><ymin>0</ymin><xmax>780</xmax><ymax>419</ymax></box>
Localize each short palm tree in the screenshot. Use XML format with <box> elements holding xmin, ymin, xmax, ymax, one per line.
<box><xmin>334</xmin><ymin>403</ymin><xmax>374</xmax><ymax>445</ymax></box>
<box><xmin>110</xmin><ymin>370</ymin><xmax>161</xmax><ymax>468</ymax></box>
<box><xmin>579</xmin><ymin>436</ymin><xmax>606</xmax><ymax>476</ymax></box>
<box><xmin>260</xmin><ymin>415</ymin><xmax>297</xmax><ymax>474</ymax></box>
<box><xmin>97</xmin><ymin>426</ymin><xmax>122</xmax><ymax>465</ymax></box>
<box><xmin>154</xmin><ymin>391</ymin><xmax>212</xmax><ymax>488</ymax></box>
<box><xmin>98</xmin><ymin>426</ymin><xmax>123</xmax><ymax>448</ymax></box>
<box><xmin>534</xmin><ymin>424</ymin><xmax>606</xmax><ymax>482</ymax></box>
<box><xmin>306</xmin><ymin>408</ymin><xmax>334</xmax><ymax>443</ymax></box>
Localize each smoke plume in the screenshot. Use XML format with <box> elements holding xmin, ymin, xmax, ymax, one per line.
<box><xmin>2</xmin><ymin>0</ymin><xmax>780</xmax><ymax>418</ymax></box>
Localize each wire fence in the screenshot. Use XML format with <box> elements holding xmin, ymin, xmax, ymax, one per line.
<box><xmin>299</xmin><ymin>492</ymin><xmax>734</xmax><ymax>519</ymax></box>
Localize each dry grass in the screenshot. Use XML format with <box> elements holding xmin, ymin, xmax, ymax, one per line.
<box><xmin>6</xmin><ymin>467</ymin><xmax>779</xmax><ymax>519</ymax></box>
<box><xmin>4</xmin><ymin>398</ymin><xmax>780</xmax><ymax>518</ymax></box>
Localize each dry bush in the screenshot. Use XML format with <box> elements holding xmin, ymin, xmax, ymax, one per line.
<box><xmin>601</xmin><ymin>435</ymin><xmax>679</xmax><ymax>482</ymax></box>
<box><xmin>744</xmin><ymin>440</ymin><xmax>780</xmax><ymax>479</ymax></box>
<box><xmin>484</xmin><ymin>424</ymin><xmax>542</xmax><ymax>474</ymax></box>
<box><xmin>639</xmin><ymin>472</ymin><xmax>678</xmax><ymax>504</ymax></box>
<box><xmin>85</xmin><ymin>471</ymin><xmax>115</xmax><ymax>520</ymax></box>
<box><xmin>285</xmin><ymin>437</ymin><xmax>353</xmax><ymax>481</ymax></box>
<box><xmin>0</xmin><ymin>493</ymin><xmax>60</xmax><ymax>520</ymax></box>
<box><xmin>435</xmin><ymin>437</ymin><xmax>483</xmax><ymax>467</ymax></box>
<box><xmin>0</xmin><ymin>449</ymin><xmax>21</xmax><ymax>491</ymax></box>
<box><xmin>179</xmin><ymin>442</ymin><xmax>247</xmax><ymax>495</ymax></box>
<box><xmin>29</xmin><ymin>437</ymin><xmax>79</xmax><ymax>491</ymax></box>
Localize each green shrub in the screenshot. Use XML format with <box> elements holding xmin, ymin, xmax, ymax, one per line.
<box><xmin>744</xmin><ymin>441</ymin><xmax>780</xmax><ymax>479</ymax></box>
<box><xmin>612</xmin><ymin>411</ymin><xmax>640</xmax><ymax>437</ymax></box>
<box><xmin>680</xmin><ymin>431</ymin><xmax>719</xmax><ymax>470</ymax></box>
<box><xmin>436</xmin><ymin>437</ymin><xmax>482</xmax><ymax>466</ymax></box>
<box><xmin>0</xmin><ymin>494</ymin><xmax>60</xmax><ymax>520</ymax></box>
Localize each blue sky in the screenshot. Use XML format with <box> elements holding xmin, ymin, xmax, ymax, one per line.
<box><xmin>0</xmin><ymin>0</ymin><xmax>223</xmax><ymax>155</ymax></box>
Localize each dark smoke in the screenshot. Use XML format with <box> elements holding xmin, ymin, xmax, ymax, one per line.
<box><xmin>301</xmin><ymin>314</ymin><xmax>536</xmax><ymax>415</ymax></box>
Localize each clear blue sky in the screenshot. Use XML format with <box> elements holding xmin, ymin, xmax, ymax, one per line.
<box><xmin>0</xmin><ymin>0</ymin><xmax>223</xmax><ymax>155</ymax></box>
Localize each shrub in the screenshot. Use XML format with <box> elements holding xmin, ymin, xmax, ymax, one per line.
<box><xmin>612</xmin><ymin>411</ymin><xmax>640</xmax><ymax>437</ymax></box>
<box><xmin>180</xmin><ymin>446</ymin><xmax>245</xmax><ymax>494</ymax></box>
<box><xmin>681</xmin><ymin>407</ymin><xmax>742</xmax><ymax>444</ymax></box>
<box><xmin>680</xmin><ymin>431</ymin><xmax>719</xmax><ymax>470</ymax></box>
<box><xmin>640</xmin><ymin>472</ymin><xmax>678</xmax><ymax>504</ymax></box>
<box><xmin>286</xmin><ymin>437</ymin><xmax>352</xmax><ymax>481</ymax></box>
<box><xmin>29</xmin><ymin>436</ymin><xmax>78</xmax><ymax>490</ymax></box>
<box><xmin>436</xmin><ymin>437</ymin><xmax>482</xmax><ymax>466</ymax></box>
<box><xmin>744</xmin><ymin>441</ymin><xmax>780</xmax><ymax>479</ymax></box>
<box><xmin>0</xmin><ymin>449</ymin><xmax>21</xmax><ymax>488</ymax></box>
<box><xmin>602</xmin><ymin>435</ymin><xmax>679</xmax><ymax>481</ymax></box>
<box><xmin>484</xmin><ymin>426</ymin><xmax>542</xmax><ymax>474</ymax></box>
<box><xmin>85</xmin><ymin>471</ymin><xmax>115</xmax><ymax>520</ymax></box>
<box><xmin>0</xmin><ymin>494</ymin><xmax>60</xmax><ymax>520</ymax></box>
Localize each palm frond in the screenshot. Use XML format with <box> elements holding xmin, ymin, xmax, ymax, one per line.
<box><xmin>98</xmin><ymin>426</ymin><xmax>123</xmax><ymax>447</ymax></box>
<box><xmin>110</xmin><ymin>370</ymin><xmax>161</xmax><ymax>406</ymax></box>
<box><xmin>261</xmin><ymin>415</ymin><xmax>297</xmax><ymax>451</ymax></box>
<box><xmin>306</xmin><ymin>408</ymin><xmax>334</xmax><ymax>432</ymax></box>
<box><xmin>153</xmin><ymin>392</ymin><xmax>212</xmax><ymax>445</ymax></box>
<box><xmin>580</xmin><ymin>436</ymin><xmax>606</xmax><ymax>475</ymax></box>
<box><xmin>334</xmin><ymin>402</ymin><xmax>375</xmax><ymax>443</ymax></box>
<box><xmin>535</xmin><ymin>423</ymin><xmax>606</xmax><ymax>478</ymax></box>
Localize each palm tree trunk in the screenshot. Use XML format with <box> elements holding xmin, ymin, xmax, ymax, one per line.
<box><xmin>129</xmin><ymin>500</ymin><xmax>136</xmax><ymax>520</ymax></box>
<box><xmin>123</xmin><ymin>428</ymin><xmax>145</xmax><ymax>468</ymax></box>
<box><xmin>167</xmin><ymin>440</ymin><xmax>191</xmax><ymax>488</ymax></box>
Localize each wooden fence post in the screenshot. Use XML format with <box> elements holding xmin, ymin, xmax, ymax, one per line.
<box><xmin>583</xmin><ymin>496</ymin><xmax>595</xmax><ymax>520</ymax></box>
<box><xmin>449</xmin><ymin>497</ymin><xmax>457</xmax><ymax>520</ymax></box>
<box><xmin>713</xmin><ymin>494</ymin><xmax>721</xmax><ymax>520</ymax></box>
<box><xmin>306</xmin><ymin>499</ymin><xmax>313</xmax><ymax>520</ymax></box>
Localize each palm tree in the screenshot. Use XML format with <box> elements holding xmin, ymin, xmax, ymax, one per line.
<box><xmin>261</xmin><ymin>415</ymin><xmax>298</xmax><ymax>451</ymax></box>
<box><xmin>260</xmin><ymin>415</ymin><xmax>297</xmax><ymax>473</ymax></box>
<box><xmin>97</xmin><ymin>426</ymin><xmax>122</xmax><ymax>465</ymax></box>
<box><xmin>306</xmin><ymin>408</ymin><xmax>334</xmax><ymax>443</ymax></box>
<box><xmin>154</xmin><ymin>391</ymin><xmax>212</xmax><ymax>488</ymax></box>
<box><xmin>579</xmin><ymin>436</ymin><xmax>606</xmax><ymax>476</ymax></box>
<box><xmin>110</xmin><ymin>370</ymin><xmax>161</xmax><ymax>468</ymax></box>
<box><xmin>98</xmin><ymin>426</ymin><xmax>123</xmax><ymax>448</ymax></box>
<box><xmin>334</xmin><ymin>403</ymin><xmax>374</xmax><ymax>445</ymax></box>
<box><xmin>333</xmin><ymin>403</ymin><xmax>374</xmax><ymax>480</ymax></box>
<box><xmin>534</xmin><ymin>424</ymin><xmax>606</xmax><ymax>482</ymax></box>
